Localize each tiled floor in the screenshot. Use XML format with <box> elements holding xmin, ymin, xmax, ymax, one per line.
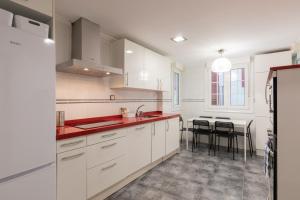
<box><xmin>106</xmin><ymin>143</ymin><xmax>268</xmax><ymax>200</ymax></box>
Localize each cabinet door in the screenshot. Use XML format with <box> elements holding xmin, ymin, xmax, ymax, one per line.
<box><xmin>255</xmin><ymin>116</ymin><xmax>271</xmax><ymax>152</ymax></box>
<box><xmin>151</xmin><ymin>121</ymin><xmax>166</xmax><ymax>162</ymax></box>
<box><xmin>10</xmin><ymin>0</ymin><xmax>53</xmax><ymax>16</ymax></box>
<box><xmin>160</xmin><ymin>57</ymin><xmax>171</xmax><ymax>91</ymax></box>
<box><xmin>166</xmin><ymin>118</ymin><xmax>180</xmax><ymax>155</ymax></box>
<box><xmin>144</xmin><ymin>49</ymin><xmax>160</xmax><ymax>90</ymax></box>
<box><xmin>124</xmin><ymin>39</ymin><xmax>145</xmax><ymax>88</ymax></box>
<box><xmin>57</xmin><ymin>148</ymin><xmax>86</xmax><ymax>200</ymax></box>
<box><xmin>254</xmin><ymin>72</ymin><xmax>269</xmax><ymax>117</ymax></box>
<box><xmin>127</xmin><ymin>124</ymin><xmax>151</xmax><ymax>175</ymax></box>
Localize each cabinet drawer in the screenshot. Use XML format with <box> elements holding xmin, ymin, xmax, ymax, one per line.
<box><xmin>87</xmin><ymin>136</ymin><xmax>127</xmax><ymax>169</ymax></box>
<box><xmin>57</xmin><ymin>136</ymin><xmax>86</xmax><ymax>154</ymax></box>
<box><xmin>87</xmin><ymin>155</ymin><xmax>128</xmax><ymax>199</ymax></box>
<box><xmin>87</xmin><ymin>128</ymin><xmax>127</xmax><ymax>145</ymax></box>
<box><xmin>57</xmin><ymin>148</ymin><xmax>86</xmax><ymax>200</ymax></box>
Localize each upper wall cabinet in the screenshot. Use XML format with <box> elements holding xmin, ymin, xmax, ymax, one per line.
<box><xmin>10</xmin><ymin>0</ymin><xmax>53</xmax><ymax>17</ymax></box>
<box><xmin>110</xmin><ymin>39</ymin><xmax>171</xmax><ymax>92</ymax></box>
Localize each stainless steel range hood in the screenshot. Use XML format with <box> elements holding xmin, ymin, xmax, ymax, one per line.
<box><xmin>56</xmin><ymin>18</ymin><xmax>122</xmax><ymax>77</ymax></box>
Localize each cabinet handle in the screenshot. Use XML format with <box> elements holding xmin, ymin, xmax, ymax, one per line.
<box><xmin>101</xmin><ymin>143</ymin><xmax>117</xmax><ymax>149</ymax></box>
<box><xmin>160</xmin><ymin>80</ymin><xmax>162</xmax><ymax>90</ymax></box>
<box><xmin>135</xmin><ymin>126</ymin><xmax>145</xmax><ymax>130</ymax></box>
<box><xmin>125</xmin><ymin>72</ymin><xmax>129</xmax><ymax>86</ymax></box>
<box><xmin>61</xmin><ymin>152</ymin><xmax>85</xmax><ymax>161</ymax></box>
<box><xmin>101</xmin><ymin>163</ymin><xmax>117</xmax><ymax>171</ymax></box>
<box><xmin>102</xmin><ymin>133</ymin><xmax>117</xmax><ymax>138</ymax></box>
<box><xmin>60</xmin><ymin>139</ymin><xmax>84</xmax><ymax>147</ymax></box>
<box><xmin>167</xmin><ymin>120</ymin><xmax>170</xmax><ymax>131</ymax></box>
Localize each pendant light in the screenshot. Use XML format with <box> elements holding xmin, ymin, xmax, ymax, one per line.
<box><xmin>211</xmin><ymin>49</ymin><xmax>232</xmax><ymax>73</ymax></box>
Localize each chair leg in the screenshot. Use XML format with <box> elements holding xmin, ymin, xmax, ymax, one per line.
<box><xmin>248</xmin><ymin>133</ymin><xmax>254</xmax><ymax>157</ymax></box>
<box><xmin>232</xmin><ymin>137</ymin><xmax>235</xmax><ymax>160</ymax></box>
<box><xmin>218</xmin><ymin>136</ymin><xmax>220</xmax><ymax>151</ymax></box>
<box><xmin>180</xmin><ymin>130</ymin><xmax>183</xmax><ymax>144</ymax></box>
<box><xmin>236</xmin><ymin>135</ymin><xmax>238</xmax><ymax>153</ymax></box>
<box><xmin>214</xmin><ymin>134</ymin><xmax>216</xmax><ymax>156</ymax></box>
<box><xmin>208</xmin><ymin>135</ymin><xmax>211</xmax><ymax>155</ymax></box>
<box><xmin>192</xmin><ymin>133</ymin><xmax>194</xmax><ymax>152</ymax></box>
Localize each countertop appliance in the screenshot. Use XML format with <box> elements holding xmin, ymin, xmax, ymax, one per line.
<box><xmin>267</xmin><ymin>65</ymin><xmax>300</xmax><ymax>200</ymax></box>
<box><xmin>0</xmin><ymin>26</ymin><xmax>56</xmax><ymax>200</ymax></box>
<box><xmin>75</xmin><ymin>121</ymin><xmax>123</xmax><ymax>129</ymax></box>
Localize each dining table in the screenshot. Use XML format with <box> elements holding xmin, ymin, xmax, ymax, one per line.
<box><xmin>185</xmin><ymin>117</ymin><xmax>248</xmax><ymax>162</ymax></box>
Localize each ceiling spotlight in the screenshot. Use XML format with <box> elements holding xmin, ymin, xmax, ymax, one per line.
<box><xmin>106</xmin><ymin>72</ymin><xmax>111</xmax><ymax>75</ymax></box>
<box><xmin>126</xmin><ymin>50</ymin><xmax>133</xmax><ymax>54</ymax></box>
<box><xmin>171</xmin><ymin>36</ymin><xmax>187</xmax><ymax>43</ymax></box>
<box><xmin>83</xmin><ymin>68</ymin><xmax>89</xmax><ymax>71</ymax></box>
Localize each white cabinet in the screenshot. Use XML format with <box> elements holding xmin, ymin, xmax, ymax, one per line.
<box><xmin>151</xmin><ymin>121</ymin><xmax>166</xmax><ymax>162</ymax></box>
<box><xmin>127</xmin><ymin>124</ymin><xmax>152</xmax><ymax>175</ymax></box>
<box><xmin>87</xmin><ymin>155</ymin><xmax>128</xmax><ymax>199</ymax></box>
<box><xmin>111</xmin><ymin>38</ymin><xmax>171</xmax><ymax>91</ymax></box>
<box><xmin>87</xmin><ymin>135</ymin><xmax>127</xmax><ymax>169</ymax></box>
<box><xmin>165</xmin><ymin>117</ymin><xmax>180</xmax><ymax>155</ymax></box>
<box><xmin>254</xmin><ymin>51</ymin><xmax>291</xmax><ymax>154</ymax></box>
<box><xmin>57</xmin><ymin>148</ymin><xmax>86</xmax><ymax>200</ymax></box>
<box><xmin>10</xmin><ymin>0</ymin><xmax>53</xmax><ymax>16</ymax></box>
<box><xmin>56</xmin><ymin>136</ymin><xmax>86</xmax><ymax>154</ymax></box>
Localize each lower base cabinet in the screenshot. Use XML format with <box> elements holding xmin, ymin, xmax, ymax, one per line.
<box><xmin>56</xmin><ymin>117</ymin><xmax>179</xmax><ymax>200</ymax></box>
<box><xmin>57</xmin><ymin>148</ymin><xmax>86</xmax><ymax>200</ymax></box>
<box><xmin>166</xmin><ymin>118</ymin><xmax>180</xmax><ymax>155</ymax></box>
<box><xmin>87</xmin><ymin>155</ymin><xmax>128</xmax><ymax>199</ymax></box>
<box><xmin>127</xmin><ymin>124</ymin><xmax>152</xmax><ymax>175</ymax></box>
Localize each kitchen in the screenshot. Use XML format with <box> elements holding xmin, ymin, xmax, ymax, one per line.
<box><xmin>1</xmin><ymin>0</ymin><xmax>300</xmax><ymax>200</ymax></box>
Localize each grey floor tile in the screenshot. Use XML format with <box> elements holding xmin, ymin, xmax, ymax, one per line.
<box><xmin>106</xmin><ymin>142</ymin><xmax>268</xmax><ymax>200</ymax></box>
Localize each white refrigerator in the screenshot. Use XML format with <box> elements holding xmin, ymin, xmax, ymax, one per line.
<box><xmin>0</xmin><ymin>26</ymin><xmax>56</xmax><ymax>199</ymax></box>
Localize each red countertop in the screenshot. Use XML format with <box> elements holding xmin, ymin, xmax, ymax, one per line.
<box><xmin>56</xmin><ymin>111</ymin><xmax>180</xmax><ymax>140</ymax></box>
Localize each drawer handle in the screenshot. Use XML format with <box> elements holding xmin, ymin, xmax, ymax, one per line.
<box><xmin>61</xmin><ymin>140</ymin><xmax>84</xmax><ymax>147</ymax></box>
<box><xmin>101</xmin><ymin>143</ymin><xmax>117</xmax><ymax>149</ymax></box>
<box><xmin>102</xmin><ymin>133</ymin><xmax>117</xmax><ymax>138</ymax></box>
<box><xmin>101</xmin><ymin>163</ymin><xmax>117</xmax><ymax>171</ymax></box>
<box><xmin>135</xmin><ymin>126</ymin><xmax>145</xmax><ymax>130</ymax></box>
<box><xmin>61</xmin><ymin>152</ymin><xmax>85</xmax><ymax>161</ymax></box>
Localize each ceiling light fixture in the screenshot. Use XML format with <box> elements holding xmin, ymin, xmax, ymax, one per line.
<box><xmin>106</xmin><ymin>72</ymin><xmax>111</xmax><ymax>75</ymax></box>
<box><xmin>83</xmin><ymin>67</ymin><xmax>89</xmax><ymax>71</ymax></box>
<box><xmin>211</xmin><ymin>49</ymin><xmax>232</xmax><ymax>73</ymax></box>
<box><xmin>171</xmin><ymin>36</ymin><xmax>187</xmax><ymax>43</ymax></box>
<box><xmin>126</xmin><ymin>50</ymin><xmax>133</xmax><ymax>54</ymax></box>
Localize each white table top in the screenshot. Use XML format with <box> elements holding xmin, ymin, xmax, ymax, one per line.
<box><xmin>187</xmin><ymin>117</ymin><xmax>247</xmax><ymax>127</ymax></box>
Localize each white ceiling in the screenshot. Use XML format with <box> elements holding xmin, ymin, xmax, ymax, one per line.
<box><xmin>56</xmin><ymin>0</ymin><xmax>300</xmax><ymax>67</ymax></box>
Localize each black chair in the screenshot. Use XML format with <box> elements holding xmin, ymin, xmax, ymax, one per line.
<box><xmin>234</xmin><ymin>120</ymin><xmax>254</xmax><ymax>157</ymax></box>
<box><xmin>199</xmin><ymin>116</ymin><xmax>213</xmax><ymax>118</ymax></box>
<box><xmin>214</xmin><ymin>121</ymin><xmax>237</xmax><ymax>160</ymax></box>
<box><xmin>215</xmin><ymin>117</ymin><xmax>231</xmax><ymax>120</ymax></box>
<box><xmin>192</xmin><ymin>120</ymin><xmax>213</xmax><ymax>154</ymax></box>
<box><xmin>179</xmin><ymin>116</ymin><xmax>193</xmax><ymax>144</ymax></box>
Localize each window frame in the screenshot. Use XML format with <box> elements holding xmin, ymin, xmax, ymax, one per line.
<box><xmin>206</xmin><ymin>61</ymin><xmax>250</xmax><ymax>112</ymax></box>
<box><xmin>172</xmin><ymin>68</ymin><xmax>182</xmax><ymax>111</ymax></box>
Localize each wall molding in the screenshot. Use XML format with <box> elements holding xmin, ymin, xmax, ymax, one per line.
<box><xmin>56</xmin><ymin>98</ymin><xmax>172</xmax><ymax>104</ymax></box>
<box><xmin>182</xmin><ymin>98</ymin><xmax>205</xmax><ymax>102</ymax></box>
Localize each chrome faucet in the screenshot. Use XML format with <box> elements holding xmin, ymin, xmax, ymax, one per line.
<box><xmin>135</xmin><ymin>104</ymin><xmax>145</xmax><ymax>117</ymax></box>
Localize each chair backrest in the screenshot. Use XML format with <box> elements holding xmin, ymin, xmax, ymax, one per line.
<box><xmin>215</xmin><ymin>117</ymin><xmax>231</xmax><ymax>120</ymax></box>
<box><xmin>193</xmin><ymin>120</ymin><xmax>210</xmax><ymax>130</ymax></box>
<box><xmin>179</xmin><ymin>115</ymin><xmax>183</xmax><ymax>122</ymax></box>
<box><xmin>199</xmin><ymin>116</ymin><xmax>213</xmax><ymax>118</ymax></box>
<box><xmin>247</xmin><ymin>120</ymin><xmax>254</xmax><ymax>133</ymax></box>
<box><xmin>215</xmin><ymin>121</ymin><xmax>234</xmax><ymax>133</ymax></box>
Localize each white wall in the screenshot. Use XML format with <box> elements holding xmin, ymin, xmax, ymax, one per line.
<box><xmin>55</xmin><ymin>15</ymin><xmax>165</xmax><ymax>120</ymax></box>
<box><xmin>181</xmin><ymin>62</ymin><xmax>256</xmax><ymax>149</ymax></box>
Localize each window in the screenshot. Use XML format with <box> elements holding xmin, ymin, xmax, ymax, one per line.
<box><xmin>173</xmin><ymin>71</ymin><xmax>180</xmax><ymax>106</ymax></box>
<box><xmin>230</xmin><ymin>68</ymin><xmax>245</xmax><ymax>106</ymax></box>
<box><xmin>172</xmin><ymin>68</ymin><xmax>182</xmax><ymax>111</ymax></box>
<box><xmin>207</xmin><ymin>62</ymin><xmax>249</xmax><ymax>111</ymax></box>
<box><xmin>211</xmin><ymin>72</ymin><xmax>224</xmax><ymax>106</ymax></box>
